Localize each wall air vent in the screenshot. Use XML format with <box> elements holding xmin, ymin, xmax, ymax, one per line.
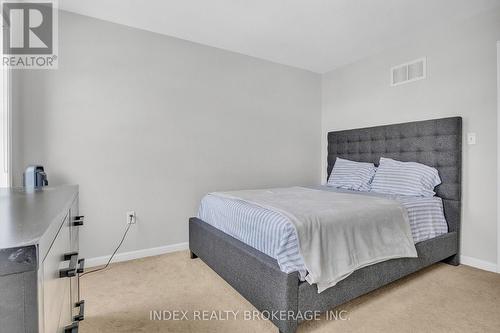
<box><xmin>390</xmin><ymin>57</ymin><xmax>426</xmax><ymax>86</ymax></box>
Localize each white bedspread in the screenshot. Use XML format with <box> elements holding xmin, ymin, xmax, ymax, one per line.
<box><xmin>212</xmin><ymin>187</ymin><xmax>418</xmax><ymax>292</ymax></box>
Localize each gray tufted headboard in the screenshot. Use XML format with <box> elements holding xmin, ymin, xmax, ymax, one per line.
<box><xmin>327</xmin><ymin>117</ymin><xmax>462</xmax><ymax>234</ymax></box>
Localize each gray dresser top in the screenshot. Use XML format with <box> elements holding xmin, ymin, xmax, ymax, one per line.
<box><xmin>0</xmin><ymin>185</ymin><xmax>78</xmax><ymax>250</ymax></box>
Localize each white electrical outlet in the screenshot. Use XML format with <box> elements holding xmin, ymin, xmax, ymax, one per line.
<box><xmin>126</xmin><ymin>211</ymin><xmax>136</xmax><ymax>224</ymax></box>
<box><xmin>467</xmin><ymin>133</ymin><xmax>476</xmax><ymax>145</ymax></box>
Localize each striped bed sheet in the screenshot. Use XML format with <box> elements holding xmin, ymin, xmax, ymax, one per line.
<box><xmin>197</xmin><ymin>186</ymin><xmax>448</xmax><ymax>280</ymax></box>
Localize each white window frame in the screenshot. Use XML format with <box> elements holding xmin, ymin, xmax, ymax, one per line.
<box><xmin>0</xmin><ymin>68</ymin><xmax>11</xmax><ymax>188</ymax></box>
<box><xmin>497</xmin><ymin>41</ymin><xmax>500</xmax><ymax>273</ymax></box>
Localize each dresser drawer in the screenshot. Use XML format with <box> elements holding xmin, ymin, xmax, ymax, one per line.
<box><xmin>42</xmin><ymin>214</ymin><xmax>72</xmax><ymax>333</ymax></box>
<box><xmin>58</xmin><ymin>280</ymin><xmax>72</xmax><ymax>333</ymax></box>
<box><xmin>69</xmin><ymin>196</ymin><xmax>81</xmax><ymax>253</ymax></box>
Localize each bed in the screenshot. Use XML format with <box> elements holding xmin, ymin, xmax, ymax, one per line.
<box><xmin>189</xmin><ymin>117</ymin><xmax>462</xmax><ymax>333</ymax></box>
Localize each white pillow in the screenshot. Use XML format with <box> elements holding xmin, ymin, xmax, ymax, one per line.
<box><xmin>327</xmin><ymin>158</ymin><xmax>376</xmax><ymax>191</ymax></box>
<box><xmin>370</xmin><ymin>157</ymin><xmax>441</xmax><ymax>197</ymax></box>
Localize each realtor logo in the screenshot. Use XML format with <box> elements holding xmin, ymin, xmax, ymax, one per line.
<box><xmin>1</xmin><ymin>0</ymin><xmax>58</xmax><ymax>69</ymax></box>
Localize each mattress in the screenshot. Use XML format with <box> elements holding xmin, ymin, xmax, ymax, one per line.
<box><xmin>197</xmin><ymin>186</ymin><xmax>448</xmax><ymax>280</ymax></box>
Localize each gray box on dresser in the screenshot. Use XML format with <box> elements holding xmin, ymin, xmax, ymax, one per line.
<box><xmin>0</xmin><ymin>185</ymin><xmax>84</xmax><ymax>333</ymax></box>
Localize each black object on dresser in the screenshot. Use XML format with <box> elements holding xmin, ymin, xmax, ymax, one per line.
<box><xmin>0</xmin><ymin>185</ymin><xmax>84</xmax><ymax>333</ymax></box>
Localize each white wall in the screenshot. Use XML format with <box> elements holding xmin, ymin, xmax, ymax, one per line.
<box><xmin>13</xmin><ymin>12</ymin><xmax>321</xmax><ymax>259</ymax></box>
<box><xmin>322</xmin><ymin>8</ymin><xmax>500</xmax><ymax>265</ymax></box>
<box><xmin>13</xmin><ymin>8</ymin><xmax>499</xmax><ymax>268</ymax></box>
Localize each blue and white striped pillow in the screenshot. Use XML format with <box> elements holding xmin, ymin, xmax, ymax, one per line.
<box><xmin>370</xmin><ymin>157</ymin><xmax>441</xmax><ymax>197</ymax></box>
<box><xmin>327</xmin><ymin>158</ymin><xmax>376</xmax><ymax>191</ymax></box>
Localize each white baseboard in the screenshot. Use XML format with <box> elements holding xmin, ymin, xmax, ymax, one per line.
<box><xmin>460</xmin><ymin>255</ymin><xmax>498</xmax><ymax>273</ymax></box>
<box><xmin>85</xmin><ymin>242</ymin><xmax>189</xmax><ymax>268</ymax></box>
<box><xmin>86</xmin><ymin>244</ymin><xmax>498</xmax><ymax>273</ymax></box>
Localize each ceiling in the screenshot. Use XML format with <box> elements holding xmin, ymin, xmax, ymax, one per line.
<box><xmin>60</xmin><ymin>0</ymin><xmax>500</xmax><ymax>73</ymax></box>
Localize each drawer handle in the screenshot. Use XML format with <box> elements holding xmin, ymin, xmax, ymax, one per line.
<box><xmin>72</xmin><ymin>215</ymin><xmax>84</xmax><ymax>227</ymax></box>
<box><xmin>74</xmin><ymin>300</ymin><xmax>85</xmax><ymax>321</ymax></box>
<box><xmin>64</xmin><ymin>321</ymin><xmax>79</xmax><ymax>333</ymax></box>
<box><xmin>63</xmin><ymin>251</ymin><xmax>78</xmax><ymax>261</ymax></box>
<box><xmin>60</xmin><ymin>253</ymin><xmax>78</xmax><ymax>278</ymax></box>
<box><xmin>77</xmin><ymin>258</ymin><xmax>85</xmax><ymax>274</ymax></box>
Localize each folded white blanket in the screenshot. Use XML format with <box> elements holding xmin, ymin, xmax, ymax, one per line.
<box><xmin>214</xmin><ymin>187</ymin><xmax>418</xmax><ymax>292</ymax></box>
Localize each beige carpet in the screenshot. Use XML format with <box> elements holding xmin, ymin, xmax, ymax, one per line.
<box><xmin>80</xmin><ymin>251</ymin><xmax>500</xmax><ymax>332</ymax></box>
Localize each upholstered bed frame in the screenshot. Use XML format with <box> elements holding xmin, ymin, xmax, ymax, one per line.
<box><xmin>189</xmin><ymin>117</ymin><xmax>462</xmax><ymax>333</ymax></box>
